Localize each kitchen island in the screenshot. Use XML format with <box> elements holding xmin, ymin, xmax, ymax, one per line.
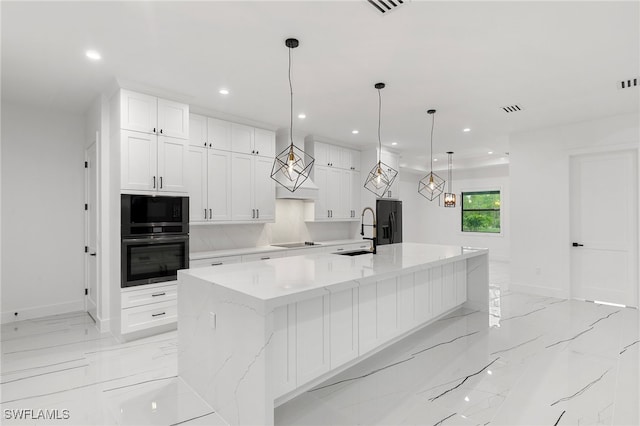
<box><xmin>177</xmin><ymin>243</ymin><xmax>489</xmax><ymax>426</ymax></box>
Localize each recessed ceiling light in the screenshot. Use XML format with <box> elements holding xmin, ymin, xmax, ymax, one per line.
<box><xmin>463</xmin><ymin>128</ymin><xmax>471</xmax><ymax>132</ymax></box>
<box><xmin>298</xmin><ymin>113</ymin><xmax>306</xmax><ymax>119</ymax></box>
<box><xmin>391</xmin><ymin>142</ymin><xmax>398</xmax><ymax>146</ymax></box>
<box><xmin>352</xmin><ymin>130</ymin><xmax>359</xmax><ymax>134</ymax></box>
<box><xmin>434</xmin><ymin>158</ymin><xmax>438</xmax><ymax>162</ymax></box>
<box><xmin>488</xmin><ymin>151</ymin><xmax>493</xmax><ymax>154</ymax></box>
<box><xmin>85</xmin><ymin>50</ymin><xmax>101</xmax><ymax>61</ymax></box>
<box><xmin>219</xmin><ymin>89</ymin><xmax>229</xmax><ymax>95</ymax></box>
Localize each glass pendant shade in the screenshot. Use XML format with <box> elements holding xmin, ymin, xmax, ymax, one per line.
<box><xmin>364</xmin><ymin>161</ymin><xmax>398</xmax><ymax>197</ymax></box>
<box><xmin>418</xmin><ymin>172</ymin><xmax>445</xmax><ymax>201</ymax></box>
<box><xmin>364</xmin><ymin>82</ymin><xmax>398</xmax><ymax>198</ymax></box>
<box><xmin>271</xmin><ymin>144</ymin><xmax>314</xmax><ymax>192</ymax></box>
<box><xmin>443</xmin><ymin>151</ymin><xmax>456</xmax><ymax>207</ymax></box>
<box><xmin>271</xmin><ymin>37</ymin><xmax>314</xmax><ymax>192</ymax></box>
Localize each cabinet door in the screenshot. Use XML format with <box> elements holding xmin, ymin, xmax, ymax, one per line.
<box><xmin>208</xmin><ymin>118</ymin><xmax>232</xmax><ymax>151</ymax></box>
<box><xmin>208</xmin><ymin>149</ymin><xmax>232</xmax><ymax>221</ymax></box>
<box><xmin>314</xmin><ymin>166</ymin><xmax>329</xmax><ymax>219</ymax></box>
<box><xmin>231</xmin><ymin>123</ymin><xmax>254</xmax><ymax>154</ymax></box>
<box><xmin>327</xmin><ymin>167</ymin><xmax>342</xmax><ymax>219</ymax></box>
<box><xmin>231</xmin><ymin>153</ymin><xmax>254</xmax><ymax>221</ymax></box>
<box><xmin>158</xmin><ymin>136</ymin><xmax>187</xmax><ymax>193</ymax></box>
<box><xmin>186</xmin><ymin>146</ymin><xmax>208</xmax><ymax>222</ymax></box>
<box><xmin>339</xmin><ymin>147</ymin><xmax>351</xmax><ymax>170</ymax></box>
<box><xmin>351</xmin><ymin>150</ymin><xmax>361</xmax><ymax>171</ymax></box>
<box><xmin>380</xmin><ymin>150</ymin><xmax>400</xmax><ymax>199</ymax></box>
<box><xmin>188</xmin><ymin>114</ymin><xmax>208</xmax><ymax>148</ymax></box>
<box><xmin>121</xmin><ymin>130</ymin><xmax>157</xmax><ymax>191</ymax></box>
<box><xmin>253</xmin><ymin>156</ymin><xmax>275</xmax><ymax>220</ymax></box>
<box><xmin>157</xmin><ymin>98</ymin><xmax>189</xmax><ymax>139</ymax></box>
<box><xmin>350</xmin><ymin>170</ymin><xmax>361</xmax><ymax>218</ymax></box>
<box><xmin>254</xmin><ymin>128</ymin><xmax>276</xmax><ymax>158</ymax></box>
<box><xmin>120</xmin><ymin>90</ymin><xmax>157</xmax><ymax>134</ymax></box>
<box><xmin>338</xmin><ymin>169</ymin><xmax>352</xmax><ymax>219</ymax></box>
<box><xmin>315</xmin><ymin>142</ymin><xmax>330</xmax><ymax>167</ymax></box>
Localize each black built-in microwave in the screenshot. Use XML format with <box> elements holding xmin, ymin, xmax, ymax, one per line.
<box><xmin>121</xmin><ymin>194</ymin><xmax>189</xmax><ymax>237</ymax></box>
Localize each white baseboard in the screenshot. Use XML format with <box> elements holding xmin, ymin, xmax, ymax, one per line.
<box><xmin>1</xmin><ymin>300</ymin><xmax>85</xmax><ymax>324</ymax></box>
<box><xmin>96</xmin><ymin>316</ymin><xmax>111</xmax><ymax>333</ymax></box>
<box><xmin>509</xmin><ymin>283</ymin><xmax>568</xmax><ymax>299</ymax></box>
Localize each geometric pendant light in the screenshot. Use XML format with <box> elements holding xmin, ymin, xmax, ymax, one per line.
<box><xmin>418</xmin><ymin>109</ymin><xmax>445</xmax><ymax>201</ymax></box>
<box><xmin>364</xmin><ymin>82</ymin><xmax>398</xmax><ymax>198</ymax></box>
<box><xmin>271</xmin><ymin>38</ymin><xmax>315</xmax><ymax>192</ymax></box>
<box><xmin>443</xmin><ymin>151</ymin><xmax>456</xmax><ymax>207</ymax></box>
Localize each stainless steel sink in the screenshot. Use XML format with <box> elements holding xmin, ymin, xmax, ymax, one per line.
<box><xmin>335</xmin><ymin>250</ymin><xmax>373</xmax><ymax>256</ymax></box>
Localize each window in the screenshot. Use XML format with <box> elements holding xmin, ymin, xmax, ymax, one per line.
<box><xmin>461</xmin><ymin>190</ymin><xmax>501</xmax><ymax>233</ymax></box>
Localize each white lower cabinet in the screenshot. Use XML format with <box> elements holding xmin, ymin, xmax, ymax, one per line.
<box><xmin>121</xmin><ymin>282</ymin><xmax>178</xmax><ymax>335</ymax></box>
<box><xmin>189</xmin><ymin>255</ymin><xmax>242</xmax><ymax>268</ymax></box>
<box><xmin>241</xmin><ymin>252</ymin><xmax>282</xmax><ymax>262</ymax></box>
<box><xmin>271</xmin><ymin>260</ymin><xmax>468</xmax><ymax>399</ymax></box>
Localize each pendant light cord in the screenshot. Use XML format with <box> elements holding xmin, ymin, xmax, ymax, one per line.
<box><xmin>377</xmin><ymin>88</ymin><xmax>382</xmax><ymax>164</ymax></box>
<box><xmin>429</xmin><ymin>113</ymin><xmax>435</xmax><ymax>171</ymax></box>
<box><xmin>289</xmin><ymin>46</ymin><xmax>294</xmax><ymax>148</ymax></box>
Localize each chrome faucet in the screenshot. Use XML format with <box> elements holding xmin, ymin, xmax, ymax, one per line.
<box><xmin>361</xmin><ymin>207</ymin><xmax>377</xmax><ymax>254</ymax></box>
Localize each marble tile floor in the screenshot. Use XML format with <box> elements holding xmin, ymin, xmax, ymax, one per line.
<box><xmin>1</xmin><ymin>261</ymin><xmax>638</xmax><ymax>426</ymax></box>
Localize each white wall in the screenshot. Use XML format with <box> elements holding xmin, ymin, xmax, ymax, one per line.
<box><xmin>400</xmin><ymin>165</ymin><xmax>511</xmax><ymax>262</ymax></box>
<box><xmin>1</xmin><ymin>102</ymin><xmax>86</xmax><ymax>322</ymax></box>
<box><xmin>189</xmin><ymin>199</ymin><xmax>358</xmax><ymax>253</ymax></box>
<box><xmin>510</xmin><ymin>113</ymin><xmax>639</xmax><ymax>298</ymax></box>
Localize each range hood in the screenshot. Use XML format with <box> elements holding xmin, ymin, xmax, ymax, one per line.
<box><xmin>275</xmin><ymin>129</ymin><xmax>318</xmax><ymax>200</ymax></box>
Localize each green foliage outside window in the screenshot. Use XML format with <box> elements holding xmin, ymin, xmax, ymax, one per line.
<box><xmin>461</xmin><ymin>191</ymin><xmax>501</xmax><ymax>233</ymax></box>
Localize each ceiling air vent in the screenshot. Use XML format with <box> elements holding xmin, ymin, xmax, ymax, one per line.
<box><xmin>619</xmin><ymin>78</ymin><xmax>638</xmax><ymax>89</ymax></box>
<box><xmin>367</xmin><ymin>0</ymin><xmax>407</xmax><ymax>15</ymax></box>
<box><xmin>501</xmin><ymin>104</ymin><xmax>523</xmax><ymax>113</ymax></box>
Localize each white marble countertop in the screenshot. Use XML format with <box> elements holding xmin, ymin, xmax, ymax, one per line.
<box><xmin>189</xmin><ymin>239</ymin><xmax>365</xmax><ymax>260</ymax></box>
<box><xmin>180</xmin><ymin>243</ymin><xmax>488</xmax><ymax>310</ymax></box>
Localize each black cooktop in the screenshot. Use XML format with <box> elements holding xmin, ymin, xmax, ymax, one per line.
<box><xmin>271</xmin><ymin>242</ymin><xmax>321</xmax><ymax>248</ymax></box>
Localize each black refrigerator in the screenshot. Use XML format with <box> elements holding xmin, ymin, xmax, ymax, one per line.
<box><xmin>376</xmin><ymin>199</ymin><xmax>402</xmax><ymax>245</ymax></box>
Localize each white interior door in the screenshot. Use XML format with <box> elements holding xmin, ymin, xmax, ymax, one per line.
<box><xmin>85</xmin><ymin>141</ymin><xmax>98</xmax><ymax>321</ymax></box>
<box><xmin>570</xmin><ymin>149</ymin><xmax>638</xmax><ymax>307</ymax></box>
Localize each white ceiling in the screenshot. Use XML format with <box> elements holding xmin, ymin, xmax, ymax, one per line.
<box><xmin>2</xmin><ymin>1</ymin><xmax>638</xmax><ymax>171</ymax></box>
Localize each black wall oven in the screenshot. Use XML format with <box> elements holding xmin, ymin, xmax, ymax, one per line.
<box><xmin>121</xmin><ymin>194</ymin><xmax>189</xmax><ymax>288</ymax></box>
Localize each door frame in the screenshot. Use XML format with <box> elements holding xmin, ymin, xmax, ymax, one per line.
<box><xmin>84</xmin><ymin>137</ymin><xmax>99</xmax><ymax>322</ymax></box>
<box><xmin>568</xmin><ymin>143</ymin><xmax>640</xmax><ymax>308</ymax></box>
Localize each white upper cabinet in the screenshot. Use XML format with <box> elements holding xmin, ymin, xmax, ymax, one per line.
<box><xmin>208</xmin><ymin>118</ymin><xmax>232</xmax><ymax>151</ymax></box>
<box><xmin>121</xmin><ymin>130</ymin><xmax>157</xmax><ymax>191</ymax></box>
<box><xmin>120</xmin><ymin>89</ymin><xmax>189</xmax><ymax>139</ymax></box>
<box><xmin>157</xmin><ymin>98</ymin><xmax>189</xmax><ymax>139</ymax></box>
<box><xmin>207</xmin><ymin>149</ymin><xmax>232</xmax><ymax>220</ymax></box>
<box><xmin>231</xmin><ymin>123</ymin><xmax>254</xmax><ymax>154</ymax></box>
<box><xmin>157</xmin><ymin>136</ymin><xmax>188</xmax><ymax>192</ymax></box>
<box><xmin>120</xmin><ymin>91</ymin><xmax>157</xmax><ymax>134</ymax></box>
<box><xmin>349</xmin><ymin>150</ymin><xmax>361</xmax><ymax>171</ymax></box>
<box><xmin>186</xmin><ymin>146</ymin><xmax>208</xmax><ymax>222</ymax></box>
<box><xmin>254</xmin><ymin>128</ymin><xmax>276</xmax><ymax>158</ymax></box>
<box><xmin>189</xmin><ymin>114</ymin><xmax>208</xmax><ymax>148</ymax></box>
<box><xmin>379</xmin><ymin>149</ymin><xmax>400</xmax><ymax>199</ymax></box>
<box><xmin>230</xmin><ymin>153</ymin><xmax>275</xmax><ymax>222</ymax></box>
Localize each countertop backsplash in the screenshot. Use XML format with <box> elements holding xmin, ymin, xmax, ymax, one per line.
<box><xmin>189</xmin><ymin>199</ymin><xmax>360</xmax><ymax>252</ymax></box>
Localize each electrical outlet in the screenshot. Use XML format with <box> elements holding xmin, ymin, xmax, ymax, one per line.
<box><xmin>209</xmin><ymin>312</ymin><xmax>216</xmax><ymax>329</ymax></box>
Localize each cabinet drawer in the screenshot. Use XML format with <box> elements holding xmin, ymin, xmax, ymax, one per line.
<box><xmin>241</xmin><ymin>252</ymin><xmax>282</xmax><ymax>262</ymax></box>
<box><xmin>190</xmin><ymin>255</ymin><xmax>242</xmax><ymax>268</ymax></box>
<box><xmin>121</xmin><ymin>300</ymin><xmax>177</xmax><ymax>334</ymax></box>
<box><xmin>121</xmin><ymin>284</ymin><xmax>177</xmax><ymax>309</ymax></box>
<box><xmin>331</xmin><ymin>242</ymin><xmax>372</xmax><ymax>253</ymax></box>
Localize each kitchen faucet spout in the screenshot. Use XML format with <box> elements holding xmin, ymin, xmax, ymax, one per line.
<box><xmin>361</xmin><ymin>207</ymin><xmax>377</xmax><ymax>254</ymax></box>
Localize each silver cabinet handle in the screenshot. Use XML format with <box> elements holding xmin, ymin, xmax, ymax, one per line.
<box><xmin>327</xmin><ymin>210</ymin><xmax>330</xmax><ymax>218</ymax></box>
<box><xmin>257</xmin><ymin>209</ymin><xmax>259</xmax><ymax>219</ymax></box>
<box><xmin>160</xmin><ymin>176</ymin><xmax>163</xmax><ymax>189</ymax></box>
<box><xmin>211</xmin><ymin>262</ymin><xmax>223</xmax><ymax>266</ymax></box>
<box><xmin>153</xmin><ymin>176</ymin><xmax>156</xmax><ymax>189</ymax></box>
<box><xmin>252</xmin><ymin>209</ymin><xmax>255</xmax><ymax>218</ymax></box>
<box><xmin>209</xmin><ymin>208</ymin><xmax>212</xmax><ymax>219</ymax></box>
<box><xmin>260</xmin><ymin>256</ymin><xmax>270</xmax><ymax>260</ymax></box>
<box><xmin>152</xmin><ymin>312</ymin><xmax>166</xmax><ymax>317</ymax></box>
<box><xmin>204</xmin><ymin>209</ymin><xmax>207</xmax><ymax>219</ymax></box>
<box><xmin>337</xmin><ymin>248</ymin><xmax>344</xmax><ymax>251</ymax></box>
<box><xmin>151</xmin><ymin>292</ymin><xmax>166</xmax><ymax>297</ymax></box>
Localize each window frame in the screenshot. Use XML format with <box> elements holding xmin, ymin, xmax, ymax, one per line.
<box><xmin>459</xmin><ymin>188</ymin><xmax>503</xmax><ymax>236</ymax></box>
